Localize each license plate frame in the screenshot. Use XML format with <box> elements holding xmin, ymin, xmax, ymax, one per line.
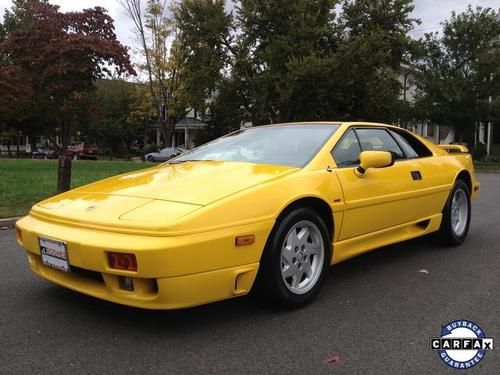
<box><xmin>39</xmin><ymin>237</ymin><xmax>70</xmax><ymax>272</ymax></box>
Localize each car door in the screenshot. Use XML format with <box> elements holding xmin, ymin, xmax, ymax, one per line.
<box><xmin>387</xmin><ymin>127</ymin><xmax>452</xmax><ymax>218</ymax></box>
<box><xmin>333</xmin><ymin>127</ymin><xmax>429</xmax><ymax>241</ymax></box>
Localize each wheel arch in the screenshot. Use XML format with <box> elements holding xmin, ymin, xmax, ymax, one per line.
<box><xmin>455</xmin><ymin>170</ymin><xmax>472</xmax><ymax>194</ymax></box>
<box><xmin>275</xmin><ymin>197</ymin><xmax>334</xmax><ymax>242</ymax></box>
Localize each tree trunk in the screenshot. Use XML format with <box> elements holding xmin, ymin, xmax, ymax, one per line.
<box><xmin>57</xmin><ymin>155</ymin><xmax>72</xmax><ymax>193</ymax></box>
<box><xmin>158</xmin><ymin>116</ymin><xmax>168</xmax><ymax>147</ymax></box>
<box><xmin>30</xmin><ymin>136</ymin><xmax>36</xmax><ymax>157</ymax></box>
<box><xmin>7</xmin><ymin>142</ymin><xmax>12</xmax><ymax>158</ymax></box>
<box><xmin>165</xmin><ymin>117</ymin><xmax>177</xmax><ymax>147</ymax></box>
<box><xmin>57</xmin><ymin>122</ymin><xmax>72</xmax><ymax>193</ymax></box>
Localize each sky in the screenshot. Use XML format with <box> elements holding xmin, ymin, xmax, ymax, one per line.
<box><xmin>0</xmin><ymin>0</ymin><xmax>498</xmax><ymax>48</ymax></box>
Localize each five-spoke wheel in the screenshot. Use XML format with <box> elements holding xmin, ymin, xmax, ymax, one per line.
<box><xmin>281</xmin><ymin>220</ymin><xmax>325</xmax><ymax>295</ymax></box>
<box><xmin>436</xmin><ymin>179</ymin><xmax>471</xmax><ymax>246</ymax></box>
<box><xmin>254</xmin><ymin>207</ymin><xmax>331</xmax><ymax>308</ymax></box>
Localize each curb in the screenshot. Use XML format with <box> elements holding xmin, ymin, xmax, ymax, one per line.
<box><xmin>0</xmin><ymin>217</ymin><xmax>21</xmax><ymax>229</ymax></box>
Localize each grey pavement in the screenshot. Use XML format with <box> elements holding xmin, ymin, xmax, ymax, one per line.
<box><xmin>0</xmin><ymin>173</ymin><xmax>499</xmax><ymax>374</ymax></box>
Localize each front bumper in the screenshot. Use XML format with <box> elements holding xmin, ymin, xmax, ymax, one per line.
<box><xmin>16</xmin><ymin>214</ymin><xmax>272</xmax><ymax>309</ymax></box>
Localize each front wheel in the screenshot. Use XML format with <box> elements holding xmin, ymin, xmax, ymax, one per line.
<box><xmin>436</xmin><ymin>179</ymin><xmax>471</xmax><ymax>246</ymax></box>
<box><xmin>254</xmin><ymin>207</ymin><xmax>331</xmax><ymax>308</ymax></box>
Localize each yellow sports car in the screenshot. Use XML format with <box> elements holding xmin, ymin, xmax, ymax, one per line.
<box><xmin>16</xmin><ymin>122</ymin><xmax>479</xmax><ymax>309</ymax></box>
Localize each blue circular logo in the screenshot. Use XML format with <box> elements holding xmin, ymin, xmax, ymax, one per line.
<box><xmin>430</xmin><ymin>320</ymin><xmax>494</xmax><ymax>369</ymax></box>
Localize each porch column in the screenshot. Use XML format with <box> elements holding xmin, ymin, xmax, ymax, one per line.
<box><xmin>487</xmin><ymin>121</ymin><xmax>492</xmax><ymax>156</ymax></box>
<box><xmin>184</xmin><ymin>127</ymin><xmax>188</xmax><ymax>149</ymax></box>
<box><xmin>156</xmin><ymin>129</ymin><xmax>161</xmax><ymax>147</ymax></box>
<box><xmin>479</xmin><ymin>123</ymin><xmax>485</xmax><ymax>144</ymax></box>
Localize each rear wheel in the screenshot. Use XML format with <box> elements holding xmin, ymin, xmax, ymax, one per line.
<box><xmin>254</xmin><ymin>207</ymin><xmax>331</xmax><ymax>308</ymax></box>
<box><xmin>436</xmin><ymin>179</ymin><xmax>471</xmax><ymax>246</ymax></box>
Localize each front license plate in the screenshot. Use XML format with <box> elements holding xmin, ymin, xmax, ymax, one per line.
<box><xmin>39</xmin><ymin>237</ymin><xmax>70</xmax><ymax>272</ymax></box>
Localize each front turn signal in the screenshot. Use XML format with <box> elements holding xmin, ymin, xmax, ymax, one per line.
<box><xmin>235</xmin><ymin>235</ymin><xmax>255</xmax><ymax>247</ymax></box>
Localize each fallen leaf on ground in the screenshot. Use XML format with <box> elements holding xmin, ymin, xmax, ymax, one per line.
<box><xmin>325</xmin><ymin>353</ymin><xmax>341</xmax><ymax>364</ymax></box>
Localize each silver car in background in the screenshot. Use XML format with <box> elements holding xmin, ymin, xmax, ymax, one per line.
<box><xmin>144</xmin><ymin>147</ymin><xmax>187</xmax><ymax>162</ymax></box>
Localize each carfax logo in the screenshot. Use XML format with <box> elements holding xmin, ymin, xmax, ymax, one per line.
<box><xmin>430</xmin><ymin>320</ymin><xmax>494</xmax><ymax>369</ymax></box>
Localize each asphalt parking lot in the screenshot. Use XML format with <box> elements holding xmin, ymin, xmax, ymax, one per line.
<box><xmin>1</xmin><ymin>173</ymin><xmax>499</xmax><ymax>374</ymax></box>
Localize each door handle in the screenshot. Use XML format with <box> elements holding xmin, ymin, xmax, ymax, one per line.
<box><xmin>411</xmin><ymin>171</ymin><xmax>422</xmax><ymax>180</ymax></box>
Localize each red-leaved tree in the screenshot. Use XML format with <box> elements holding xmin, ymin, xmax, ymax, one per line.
<box><xmin>0</xmin><ymin>0</ymin><xmax>135</xmax><ymax>192</ymax></box>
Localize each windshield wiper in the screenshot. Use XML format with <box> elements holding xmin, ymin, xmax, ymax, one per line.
<box><xmin>168</xmin><ymin>159</ymin><xmax>212</xmax><ymax>164</ymax></box>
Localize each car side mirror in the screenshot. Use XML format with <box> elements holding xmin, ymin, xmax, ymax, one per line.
<box><xmin>355</xmin><ymin>151</ymin><xmax>394</xmax><ymax>177</ymax></box>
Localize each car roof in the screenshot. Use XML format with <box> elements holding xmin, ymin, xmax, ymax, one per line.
<box><xmin>252</xmin><ymin>121</ymin><xmax>399</xmax><ymax>129</ymax></box>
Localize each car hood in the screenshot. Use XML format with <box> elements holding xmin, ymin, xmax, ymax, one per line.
<box><xmin>71</xmin><ymin>161</ymin><xmax>298</xmax><ymax>205</ymax></box>
<box><xmin>31</xmin><ymin>161</ymin><xmax>298</xmax><ymax>230</ymax></box>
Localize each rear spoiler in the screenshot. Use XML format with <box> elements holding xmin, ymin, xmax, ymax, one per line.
<box><xmin>437</xmin><ymin>144</ymin><xmax>470</xmax><ymax>154</ymax></box>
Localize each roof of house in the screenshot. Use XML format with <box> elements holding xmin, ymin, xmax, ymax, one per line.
<box><xmin>177</xmin><ymin>117</ymin><xmax>208</xmax><ymax>128</ymax></box>
<box><xmin>149</xmin><ymin>117</ymin><xmax>208</xmax><ymax>130</ymax></box>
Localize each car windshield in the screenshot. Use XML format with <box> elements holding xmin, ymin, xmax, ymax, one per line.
<box><xmin>170</xmin><ymin>124</ymin><xmax>339</xmax><ymax>167</ymax></box>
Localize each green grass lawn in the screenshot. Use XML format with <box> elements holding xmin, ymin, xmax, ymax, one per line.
<box><xmin>475</xmin><ymin>161</ymin><xmax>500</xmax><ymax>171</ymax></box>
<box><xmin>0</xmin><ymin>159</ymin><xmax>148</xmax><ymax>218</ymax></box>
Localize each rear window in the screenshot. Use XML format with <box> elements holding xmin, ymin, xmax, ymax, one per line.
<box><xmin>391</xmin><ymin>129</ymin><xmax>433</xmax><ymax>157</ymax></box>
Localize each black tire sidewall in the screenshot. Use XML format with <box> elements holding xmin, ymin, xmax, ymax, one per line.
<box><xmin>257</xmin><ymin>207</ymin><xmax>332</xmax><ymax>308</ymax></box>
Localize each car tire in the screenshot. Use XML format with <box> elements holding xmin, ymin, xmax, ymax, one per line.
<box><xmin>436</xmin><ymin>179</ymin><xmax>471</xmax><ymax>247</ymax></box>
<box><xmin>146</xmin><ymin>156</ymin><xmax>154</xmax><ymax>163</ymax></box>
<box><xmin>254</xmin><ymin>207</ymin><xmax>331</xmax><ymax>308</ymax></box>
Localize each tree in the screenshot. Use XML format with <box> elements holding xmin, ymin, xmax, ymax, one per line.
<box><xmin>0</xmin><ymin>0</ymin><xmax>135</xmax><ymax>192</ymax></box>
<box><xmin>332</xmin><ymin>0</ymin><xmax>419</xmax><ymax>121</ymax></box>
<box><xmin>231</xmin><ymin>0</ymin><xmax>419</xmax><ymax>125</ymax></box>
<box><xmin>122</xmin><ymin>0</ymin><xmax>185</xmax><ymax>146</ymax></box>
<box><xmin>235</xmin><ymin>0</ymin><xmax>339</xmax><ymax>123</ymax></box>
<box><xmin>122</xmin><ymin>0</ymin><xmax>231</xmax><ymax>146</ymax></box>
<box><xmin>173</xmin><ymin>0</ymin><xmax>232</xmax><ymax>118</ymax></box>
<box><xmin>413</xmin><ymin>6</ymin><xmax>500</xmax><ymax>143</ymax></box>
<box><xmin>85</xmin><ymin>80</ymin><xmax>148</xmax><ymax>157</ymax></box>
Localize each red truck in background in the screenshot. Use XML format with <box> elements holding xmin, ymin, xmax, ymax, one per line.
<box><xmin>65</xmin><ymin>142</ymin><xmax>99</xmax><ymax>160</ymax></box>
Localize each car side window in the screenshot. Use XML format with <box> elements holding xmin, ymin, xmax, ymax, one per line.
<box><xmin>356</xmin><ymin>128</ymin><xmax>404</xmax><ymax>160</ymax></box>
<box><xmin>332</xmin><ymin>130</ymin><xmax>361</xmax><ymax>167</ymax></box>
<box><xmin>389</xmin><ymin>130</ymin><xmax>419</xmax><ymax>158</ymax></box>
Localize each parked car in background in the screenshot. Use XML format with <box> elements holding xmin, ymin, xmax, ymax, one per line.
<box><xmin>65</xmin><ymin>142</ymin><xmax>99</xmax><ymax>160</ymax></box>
<box><xmin>144</xmin><ymin>147</ymin><xmax>187</xmax><ymax>162</ymax></box>
<box><xmin>32</xmin><ymin>147</ymin><xmax>59</xmax><ymax>160</ymax></box>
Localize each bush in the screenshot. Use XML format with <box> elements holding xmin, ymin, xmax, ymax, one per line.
<box><xmin>472</xmin><ymin>142</ymin><xmax>487</xmax><ymax>161</ymax></box>
<box><xmin>142</xmin><ymin>144</ymin><xmax>159</xmax><ymax>155</ymax></box>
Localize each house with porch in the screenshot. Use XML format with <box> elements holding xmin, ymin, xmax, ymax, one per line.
<box><xmin>147</xmin><ymin>117</ymin><xmax>208</xmax><ymax>150</ymax></box>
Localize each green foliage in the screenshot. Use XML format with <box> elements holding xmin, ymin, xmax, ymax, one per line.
<box><xmin>220</xmin><ymin>0</ymin><xmax>419</xmax><ymax>127</ymax></box>
<box><xmin>85</xmin><ymin>80</ymin><xmax>148</xmax><ymax>156</ymax></box>
<box><xmin>413</xmin><ymin>6</ymin><xmax>500</xmax><ymax>143</ymax></box>
<box><xmin>235</xmin><ymin>0</ymin><xmax>339</xmax><ymax>123</ymax></box>
<box><xmin>174</xmin><ymin>0</ymin><xmax>232</xmax><ymax>113</ymax></box>
<box><xmin>472</xmin><ymin>142</ymin><xmax>487</xmax><ymax>161</ymax></box>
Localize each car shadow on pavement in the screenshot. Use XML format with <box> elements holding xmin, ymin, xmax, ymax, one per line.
<box><xmin>39</xmin><ymin>233</ymin><xmax>461</xmax><ymax>335</ymax></box>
